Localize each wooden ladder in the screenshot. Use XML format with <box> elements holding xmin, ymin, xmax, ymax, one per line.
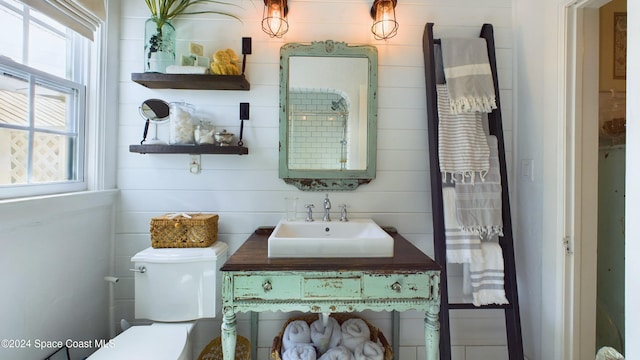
<box><xmin>422</xmin><ymin>23</ymin><xmax>524</xmax><ymax>360</ymax></box>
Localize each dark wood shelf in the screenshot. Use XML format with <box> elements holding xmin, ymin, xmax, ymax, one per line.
<box><xmin>131</xmin><ymin>72</ymin><xmax>250</xmax><ymax>90</ymax></box>
<box><xmin>129</xmin><ymin>144</ymin><xmax>248</xmax><ymax>155</ymax></box>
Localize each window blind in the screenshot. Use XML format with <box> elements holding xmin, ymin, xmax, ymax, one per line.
<box><xmin>20</xmin><ymin>0</ymin><xmax>106</xmax><ymax>40</ymax></box>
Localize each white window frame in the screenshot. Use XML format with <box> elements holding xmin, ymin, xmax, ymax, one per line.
<box><xmin>0</xmin><ymin>0</ymin><xmax>94</xmax><ymax>199</ymax></box>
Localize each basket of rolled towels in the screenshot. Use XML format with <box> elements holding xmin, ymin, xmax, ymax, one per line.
<box><xmin>271</xmin><ymin>313</ymin><xmax>392</xmax><ymax>360</ymax></box>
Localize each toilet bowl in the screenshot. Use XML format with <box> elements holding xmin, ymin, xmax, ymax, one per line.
<box><xmin>89</xmin><ymin>241</ymin><xmax>228</xmax><ymax>359</ymax></box>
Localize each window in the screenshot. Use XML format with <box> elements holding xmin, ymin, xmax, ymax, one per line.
<box><xmin>0</xmin><ymin>0</ymin><xmax>90</xmax><ymax>198</ymax></box>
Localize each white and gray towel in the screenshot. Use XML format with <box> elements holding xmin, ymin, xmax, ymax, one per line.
<box><xmin>340</xmin><ymin>318</ymin><xmax>370</xmax><ymax>353</ymax></box>
<box><xmin>353</xmin><ymin>341</ymin><xmax>384</xmax><ymax>360</ymax></box>
<box><xmin>440</xmin><ymin>38</ymin><xmax>497</xmax><ymax>114</ymax></box>
<box><xmin>283</xmin><ymin>344</ymin><xmax>318</xmax><ymax>360</ymax></box>
<box><xmin>283</xmin><ymin>320</ymin><xmax>313</xmax><ymax>352</ymax></box>
<box><xmin>436</xmin><ymin>84</ymin><xmax>490</xmax><ymax>182</ymax></box>
<box><xmin>469</xmin><ymin>241</ymin><xmax>509</xmax><ymax>306</ymax></box>
<box><xmin>318</xmin><ymin>346</ymin><xmax>356</xmax><ymax>360</ymax></box>
<box><xmin>443</xmin><ymin>187</ymin><xmax>483</xmax><ymax>264</ymax></box>
<box><xmin>453</xmin><ymin>135</ymin><xmax>503</xmax><ymax>238</ymax></box>
<box><xmin>310</xmin><ymin>316</ymin><xmax>342</xmax><ymax>355</ymax></box>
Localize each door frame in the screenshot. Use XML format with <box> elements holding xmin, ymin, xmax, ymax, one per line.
<box><xmin>556</xmin><ymin>1</ymin><xmax>608</xmax><ymax>359</ymax></box>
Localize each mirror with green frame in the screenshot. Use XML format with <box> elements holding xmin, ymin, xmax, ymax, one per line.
<box><xmin>279</xmin><ymin>40</ymin><xmax>378</xmax><ymax>191</ymax></box>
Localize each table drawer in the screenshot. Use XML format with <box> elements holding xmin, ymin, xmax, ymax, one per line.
<box><xmin>303</xmin><ymin>276</ymin><xmax>362</xmax><ymax>299</ymax></box>
<box><xmin>233</xmin><ymin>275</ymin><xmax>301</xmax><ymax>300</ymax></box>
<box><xmin>362</xmin><ymin>274</ymin><xmax>431</xmax><ymax>299</ymax></box>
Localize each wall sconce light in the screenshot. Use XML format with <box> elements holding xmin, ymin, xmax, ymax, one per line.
<box><xmin>370</xmin><ymin>0</ymin><xmax>398</xmax><ymax>40</ymax></box>
<box><xmin>262</xmin><ymin>0</ymin><xmax>289</xmax><ymax>38</ymax></box>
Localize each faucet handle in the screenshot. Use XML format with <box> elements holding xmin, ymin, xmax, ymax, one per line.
<box><xmin>339</xmin><ymin>204</ymin><xmax>348</xmax><ymax>222</ymax></box>
<box><xmin>304</xmin><ymin>204</ymin><xmax>315</xmax><ymax>222</ymax></box>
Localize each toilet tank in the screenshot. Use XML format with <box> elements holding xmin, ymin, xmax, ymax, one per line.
<box><xmin>131</xmin><ymin>242</ymin><xmax>228</xmax><ymax>322</ymax></box>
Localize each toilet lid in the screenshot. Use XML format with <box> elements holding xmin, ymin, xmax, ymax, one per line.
<box><xmin>88</xmin><ymin>323</ymin><xmax>192</xmax><ymax>360</ymax></box>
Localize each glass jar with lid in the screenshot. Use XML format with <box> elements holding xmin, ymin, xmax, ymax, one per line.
<box><xmin>169</xmin><ymin>102</ymin><xmax>196</xmax><ymax>144</ymax></box>
<box><xmin>195</xmin><ymin>119</ymin><xmax>216</xmax><ymax>145</ymax></box>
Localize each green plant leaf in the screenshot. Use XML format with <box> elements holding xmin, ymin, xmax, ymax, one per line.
<box><xmin>145</xmin><ymin>0</ymin><xmax>243</xmax><ymax>23</ymax></box>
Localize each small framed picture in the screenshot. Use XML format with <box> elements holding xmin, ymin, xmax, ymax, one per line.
<box><xmin>613</xmin><ymin>12</ymin><xmax>627</xmax><ymax>80</ymax></box>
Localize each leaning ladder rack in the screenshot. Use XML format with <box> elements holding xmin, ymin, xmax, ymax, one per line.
<box><xmin>422</xmin><ymin>23</ymin><xmax>524</xmax><ymax>360</ymax></box>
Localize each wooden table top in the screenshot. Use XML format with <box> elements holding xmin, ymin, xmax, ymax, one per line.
<box><xmin>221</xmin><ymin>227</ymin><xmax>441</xmax><ymax>273</ymax></box>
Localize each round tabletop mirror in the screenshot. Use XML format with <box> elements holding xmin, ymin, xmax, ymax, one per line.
<box><xmin>139</xmin><ymin>98</ymin><xmax>170</xmax><ymax>144</ymax></box>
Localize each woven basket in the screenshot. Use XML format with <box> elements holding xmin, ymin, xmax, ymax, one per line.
<box><xmin>197</xmin><ymin>335</ymin><xmax>250</xmax><ymax>360</ymax></box>
<box><xmin>150</xmin><ymin>213</ymin><xmax>218</xmax><ymax>248</ymax></box>
<box><xmin>270</xmin><ymin>313</ymin><xmax>393</xmax><ymax>360</ymax></box>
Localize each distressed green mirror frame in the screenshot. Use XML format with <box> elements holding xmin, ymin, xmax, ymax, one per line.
<box><xmin>279</xmin><ymin>40</ymin><xmax>378</xmax><ymax>191</ymax></box>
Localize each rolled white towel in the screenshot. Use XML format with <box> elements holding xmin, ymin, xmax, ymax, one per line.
<box><xmin>318</xmin><ymin>346</ymin><xmax>355</xmax><ymax>360</ymax></box>
<box><xmin>353</xmin><ymin>341</ymin><xmax>384</xmax><ymax>360</ymax></box>
<box><xmin>596</xmin><ymin>346</ymin><xmax>624</xmax><ymax>360</ymax></box>
<box><xmin>340</xmin><ymin>318</ymin><xmax>370</xmax><ymax>353</ymax></box>
<box><xmin>282</xmin><ymin>344</ymin><xmax>318</xmax><ymax>360</ymax></box>
<box><xmin>311</xmin><ymin>316</ymin><xmax>342</xmax><ymax>355</ymax></box>
<box><xmin>283</xmin><ymin>320</ymin><xmax>312</xmax><ymax>352</ymax></box>
<box><xmin>165</xmin><ymin>65</ymin><xmax>209</xmax><ymax>74</ymax></box>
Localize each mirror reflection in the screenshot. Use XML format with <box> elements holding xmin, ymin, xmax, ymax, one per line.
<box><xmin>288</xmin><ymin>57</ymin><xmax>369</xmax><ymax>171</ymax></box>
<box><xmin>279</xmin><ymin>40</ymin><xmax>378</xmax><ymax>191</ymax></box>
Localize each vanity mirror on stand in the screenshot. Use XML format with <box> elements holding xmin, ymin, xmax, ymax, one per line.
<box><xmin>139</xmin><ymin>98</ymin><xmax>170</xmax><ymax>145</ymax></box>
<box><xmin>279</xmin><ymin>40</ymin><xmax>378</xmax><ymax>191</ymax></box>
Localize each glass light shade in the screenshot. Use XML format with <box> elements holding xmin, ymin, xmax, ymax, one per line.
<box><xmin>370</xmin><ymin>0</ymin><xmax>398</xmax><ymax>40</ymax></box>
<box><xmin>262</xmin><ymin>0</ymin><xmax>289</xmax><ymax>38</ymax></box>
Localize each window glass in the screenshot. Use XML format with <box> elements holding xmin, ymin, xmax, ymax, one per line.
<box><xmin>28</xmin><ymin>17</ymin><xmax>67</xmax><ymax>78</ymax></box>
<box><xmin>32</xmin><ymin>132</ymin><xmax>75</xmax><ymax>183</ymax></box>
<box><xmin>0</xmin><ymin>4</ymin><xmax>23</xmax><ymax>63</ymax></box>
<box><xmin>0</xmin><ymin>128</ymin><xmax>28</xmax><ymax>185</ymax></box>
<box><xmin>34</xmin><ymin>84</ymin><xmax>73</xmax><ymax>130</ymax></box>
<box><xmin>0</xmin><ymin>73</ymin><xmax>29</xmax><ymax>127</ymax></box>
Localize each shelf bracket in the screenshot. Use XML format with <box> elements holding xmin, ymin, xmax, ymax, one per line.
<box><xmin>238</xmin><ymin>102</ymin><xmax>250</xmax><ymax>147</ymax></box>
<box><xmin>241</xmin><ymin>37</ymin><xmax>252</xmax><ymax>75</ymax></box>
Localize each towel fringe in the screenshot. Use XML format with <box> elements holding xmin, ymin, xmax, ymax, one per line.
<box><xmin>472</xmin><ymin>291</ymin><xmax>509</xmax><ymax>307</ymax></box>
<box><xmin>449</xmin><ymin>96</ymin><xmax>497</xmax><ymax>114</ymax></box>
<box><xmin>459</xmin><ymin>225</ymin><xmax>504</xmax><ymax>238</ymax></box>
<box><xmin>442</xmin><ymin>170</ymin><xmax>489</xmax><ymax>185</ymax></box>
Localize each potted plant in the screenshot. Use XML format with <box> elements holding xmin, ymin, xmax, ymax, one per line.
<box><xmin>143</xmin><ymin>0</ymin><xmax>241</xmax><ymax>73</ymax></box>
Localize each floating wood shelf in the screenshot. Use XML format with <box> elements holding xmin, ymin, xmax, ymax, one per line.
<box><xmin>131</xmin><ymin>72</ymin><xmax>250</xmax><ymax>90</ymax></box>
<box><xmin>129</xmin><ymin>144</ymin><xmax>248</xmax><ymax>155</ymax></box>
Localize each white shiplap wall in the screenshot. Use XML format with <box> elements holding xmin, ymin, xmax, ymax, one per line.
<box><xmin>115</xmin><ymin>1</ymin><xmax>514</xmax><ymax>359</ymax></box>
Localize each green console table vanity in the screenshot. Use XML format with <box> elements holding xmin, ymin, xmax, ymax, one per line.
<box><xmin>220</xmin><ymin>227</ymin><xmax>442</xmax><ymax>360</ymax></box>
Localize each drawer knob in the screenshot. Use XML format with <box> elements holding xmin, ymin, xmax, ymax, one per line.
<box><xmin>391</xmin><ymin>282</ymin><xmax>402</xmax><ymax>292</ymax></box>
<box><xmin>262</xmin><ymin>280</ymin><xmax>272</xmax><ymax>292</ymax></box>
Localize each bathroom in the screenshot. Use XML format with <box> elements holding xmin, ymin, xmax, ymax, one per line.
<box><xmin>0</xmin><ymin>0</ymin><xmax>638</xmax><ymax>360</ymax></box>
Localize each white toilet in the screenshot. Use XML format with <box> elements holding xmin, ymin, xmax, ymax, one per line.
<box><xmin>89</xmin><ymin>241</ymin><xmax>228</xmax><ymax>360</ymax></box>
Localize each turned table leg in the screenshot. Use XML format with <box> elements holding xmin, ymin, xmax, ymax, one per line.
<box><xmin>424</xmin><ymin>305</ymin><xmax>440</xmax><ymax>360</ymax></box>
<box><xmin>221</xmin><ymin>308</ymin><xmax>237</xmax><ymax>360</ymax></box>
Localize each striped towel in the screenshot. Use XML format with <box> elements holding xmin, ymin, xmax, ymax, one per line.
<box><xmin>469</xmin><ymin>241</ymin><xmax>509</xmax><ymax>306</ymax></box>
<box><xmin>436</xmin><ymin>84</ymin><xmax>490</xmax><ymax>182</ymax></box>
<box><xmin>454</xmin><ymin>135</ymin><xmax>503</xmax><ymax>238</ymax></box>
<box><xmin>440</xmin><ymin>38</ymin><xmax>497</xmax><ymax>114</ymax></box>
<box><xmin>443</xmin><ymin>187</ymin><xmax>483</xmax><ymax>264</ymax></box>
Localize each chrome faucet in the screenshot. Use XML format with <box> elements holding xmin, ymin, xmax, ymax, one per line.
<box><xmin>304</xmin><ymin>204</ymin><xmax>315</xmax><ymax>222</ymax></box>
<box><xmin>339</xmin><ymin>204</ymin><xmax>348</xmax><ymax>222</ymax></box>
<box><xmin>323</xmin><ymin>194</ymin><xmax>331</xmax><ymax>222</ymax></box>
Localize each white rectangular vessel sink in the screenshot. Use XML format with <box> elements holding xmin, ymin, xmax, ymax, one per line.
<box><xmin>268</xmin><ymin>218</ymin><xmax>394</xmax><ymax>258</ymax></box>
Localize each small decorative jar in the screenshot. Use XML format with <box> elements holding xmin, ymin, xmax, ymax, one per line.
<box><xmin>169</xmin><ymin>102</ymin><xmax>196</xmax><ymax>144</ymax></box>
<box><xmin>214</xmin><ymin>129</ymin><xmax>235</xmax><ymax>146</ymax></box>
<box><xmin>195</xmin><ymin>120</ymin><xmax>216</xmax><ymax>145</ymax></box>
